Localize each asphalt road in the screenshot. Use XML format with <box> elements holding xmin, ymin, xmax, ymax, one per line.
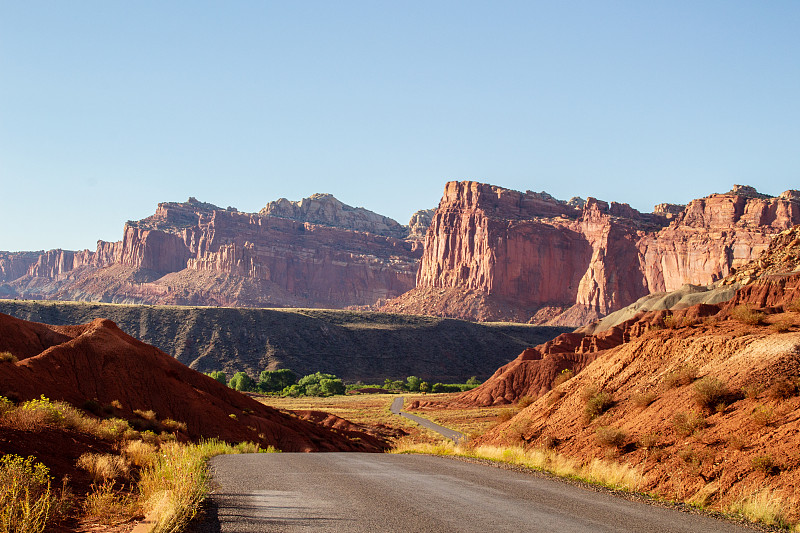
<box><xmin>189</xmin><ymin>453</ymin><xmax>757</xmax><ymax>533</ymax></box>
<box><xmin>390</xmin><ymin>396</ymin><xmax>467</xmax><ymax>442</ymax></box>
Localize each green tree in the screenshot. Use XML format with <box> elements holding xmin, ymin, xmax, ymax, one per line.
<box><xmin>228</xmin><ymin>372</ymin><xmax>255</xmax><ymax>392</ymax></box>
<box><xmin>406</xmin><ymin>376</ymin><xmax>422</xmax><ymax>392</ymax></box>
<box><xmin>205</xmin><ymin>371</ymin><xmax>227</xmax><ymax>385</ymax></box>
<box><xmin>419</xmin><ymin>381</ymin><xmax>430</xmax><ymax>393</ymax></box>
<box><xmin>431</xmin><ymin>382</ymin><xmax>445</xmax><ymax>393</ymax></box>
<box><xmin>296</xmin><ymin>372</ymin><xmax>344</xmax><ymax>397</ymax></box>
<box><xmin>282</xmin><ymin>384</ymin><xmax>303</xmax><ymax>397</ymax></box>
<box><xmin>466</xmin><ymin>376</ymin><xmax>480</xmax><ymax>387</ymax></box>
<box><xmin>319</xmin><ymin>378</ymin><xmax>346</xmax><ymax>396</ymax></box>
<box><xmin>258</xmin><ymin>369</ymin><xmax>297</xmax><ymax>393</ymax></box>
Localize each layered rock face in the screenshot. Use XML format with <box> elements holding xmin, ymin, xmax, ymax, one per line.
<box><xmin>381</xmin><ymin>181</ymin><xmax>800</xmax><ymax>325</ymax></box>
<box><xmin>2</xmin><ymin>195</ymin><xmax>426</xmax><ymax>308</ymax></box>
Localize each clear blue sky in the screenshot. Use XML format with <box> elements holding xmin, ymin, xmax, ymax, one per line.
<box><xmin>1</xmin><ymin>1</ymin><xmax>798</xmax><ymax>252</ymax></box>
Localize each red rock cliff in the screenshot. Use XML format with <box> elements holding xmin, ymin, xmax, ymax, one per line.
<box><xmin>384</xmin><ymin>182</ymin><xmax>800</xmax><ymax>325</ymax></box>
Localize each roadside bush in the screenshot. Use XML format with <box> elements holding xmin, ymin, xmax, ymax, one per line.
<box><xmin>582</xmin><ymin>386</ymin><xmax>613</xmax><ymax>421</ymax></box>
<box><xmin>730</xmin><ymin>304</ymin><xmax>765</xmax><ymax>326</ymax></box>
<box><xmin>693</xmin><ymin>376</ymin><xmax>731</xmax><ymax>412</ymax></box>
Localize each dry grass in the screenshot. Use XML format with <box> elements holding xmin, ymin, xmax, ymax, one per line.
<box><xmin>750</xmin><ymin>405</ymin><xmax>775</xmax><ymax>427</ymax></box>
<box><xmin>82</xmin><ymin>480</ymin><xmax>137</xmax><ymax>523</ymax></box>
<box><xmin>77</xmin><ymin>453</ymin><xmax>130</xmax><ymax>484</ymax></box>
<box><xmin>124</xmin><ymin>441</ymin><xmax>158</xmax><ymax>468</ymax></box>
<box><xmin>769</xmin><ymin>379</ymin><xmax>797</xmax><ymax>400</ymax></box>
<box><xmin>0</xmin><ymin>351</ymin><xmax>17</xmax><ymax>363</ymax></box>
<box><xmin>391</xmin><ymin>441</ymin><xmax>642</xmax><ymax>491</ymax></box>
<box><xmin>751</xmin><ymin>455</ymin><xmax>779</xmax><ymax>475</ymax></box>
<box><xmin>728</xmin><ymin>488</ymin><xmax>791</xmax><ymax>528</ymax></box>
<box><xmin>552</xmin><ymin>369</ymin><xmax>574</xmax><ymax>387</ymax></box>
<box><xmin>517</xmin><ymin>396</ymin><xmax>535</xmax><ymax>409</ymax></box>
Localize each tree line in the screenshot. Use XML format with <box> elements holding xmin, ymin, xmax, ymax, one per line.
<box><xmin>204</xmin><ymin>369</ymin><xmax>481</xmax><ymax>397</ymax></box>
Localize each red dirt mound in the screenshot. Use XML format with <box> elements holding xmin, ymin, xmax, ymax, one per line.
<box><xmin>0</xmin><ymin>313</ymin><xmax>385</xmax><ymax>452</ymax></box>
<box><xmin>449</xmin><ymin>272</ymin><xmax>800</xmax><ymax>407</ymax></box>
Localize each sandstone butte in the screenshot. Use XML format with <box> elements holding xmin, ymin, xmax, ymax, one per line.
<box><xmin>0</xmin><ymin>311</ymin><xmax>390</xmax><ymax>453</ymax></box>
<box><xmin>379</xmin><ymin>182</ymin><xmax>800</xmax><ymax>326</ymax></box>
<box><xmin>0</xmin><ymin>194</ymin><xmax>431</xmax><ymax>308</ymax></box>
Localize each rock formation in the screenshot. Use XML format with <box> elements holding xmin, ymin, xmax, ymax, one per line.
<box><xmin>380</xmin><ymin>181</ymin><xmax>800</xmax><ymax>325</ymax></box>
<box><xmin>1</xmin><ymin>195</ymin><xmax>428</xmax><ymax>308</ymax></box>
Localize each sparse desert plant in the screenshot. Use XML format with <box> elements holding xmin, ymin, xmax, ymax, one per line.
<box><xmin>688</xmin><ymin>481</ymin><xmax>720</xmax><ymax>508</ymax></box>
<box><xmin>768</xmin><ymin>378</ymin><xmax>797</xmax><ymax>400</ymax></box>
<box><xmin>751</xmin><ymin>455</ymin><xmax>778</xmax><ymax>475</ymax></box>
<box><xmin>631</xmin><ymin>390</ymin><xmax>657</xmax><ymax>408</ymax></box>
<box><xmin>663</xmin><ymin>314</ymin><xmax>679</xmax><ymax>329</ymax></box>
<box><xmin>0</xmin><ymin>396</ymin><xmax>13</xmax><ymax>416</ymax></box>
<box><xmin>582</xmin><ymin>386</ymin><xmax>614</xmax><ymax>421</ymax></box>
<box><xmin>77</xmin><ymin>453</ymin><xmax>130</xmax><ymax>483</ymax></box>
<box><xmin>161</xmin><ymin>419</ymin><xmax>188</xmax><ymax>433</ymax></box>
<box><xmin>730</xmin><ymin>304</ymin><xmax>766</xmax><ymax>326</ymax></box>
<box><xmin>728</xmin><ymin>488</ymin><xmax>790</xmax><ymax>528</ymax></box>
<box><xmin>677</xmin><ymin>445</ymin><xmax>702</xmax><ymax>469</ymax></box>
<box><xmin>741</xmin><ymin>383</ymin><xmax>763</xmax><ymax>399</ymax></box>
<box><xmin>662</xmin><ymin>365</ymin><xmax>698</xmax><ymax>388</ymax></box>
<box><xmin>517</xmin><ymin>396</ymin><xmax>535</xmax><ymax>409</ymax></box>
<box><xmin>693</xmin><ymin>376</ymin><xmax>731</xmax><ymax>412</ymax></box>
<box><xmin>0</xmin><ymin>454</ymin><xmax>59</xmax><ymax>533</ymax></box>
<box><xmin>539</xmin><ymin>435</ymin><xmax>558</xmax><ymax>449</ymax></box>
<box><xmin>133</xmin><ymin>409</ymin><xmax>157</xmax><ymax>421</ymax></box>
<box><xmin>553</xmin><ymin>369</ymin><xmax>574</xmax><ymax>387</ymax></box>
<box><xmin>546</xmin><ymin>389</ymin><xmax>564</xmax><ymax>406</ymax></box>
<box><xmin>595</xmin><ymin>426</ymin><xmax>626</xmax><ymax>449</ymax></box>
<box><xmin>750</xmin><ymin>405</ymin><xmax>775</xmax><ymax>427</ymax></box>
<box><xmin>672</xmin><ymin>411</ymin><xmax>708</xmax><ymax>437</ymax></box>
<box><xmin>83</xmin><ymin>480</ymin><xmax>137</xmax><ymax>522</ymax></box>
<box><xmin>0</xmin><ymin>351</ymin><xmax>17</xmax><ymax>363</ymax></box>
<box><xmin>637</xmin><ymin>432</ymin><xmax>660</xmax><ymax>450</ymax></box>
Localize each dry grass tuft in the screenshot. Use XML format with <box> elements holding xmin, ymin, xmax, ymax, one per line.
<box><xmin>82</xmin><ymin>480</ymin><xmax>137</xmax><ymax>522</ymax></box>
<box><xmin>0</xmin><ymin>351</ymin><xmax>18</xmax><ymax>363</ymax></box>
<box><xmin>751</xmin><ymin>455</ymin><xmax>779</xmax><ymax>475</ymax></box>
<box><xmin>637</xmin><ymin>432</ymin><xmax>660</xmax><ymax>451</ymax></box>
<box><xmin>77</xmin><ymin>453</ymin><xmax>130</xmax><ymax>484</ymax></box>
<box><xmin>728</xmin><ymin>488</ymin><xmax>791</xmax><ymax>528</ymax></box>
<box><xmin>124</xmin><ymin>441</ymin><xmax>158</xmax><ymax>469</ymax></box>
<box><xmin>552</xmin><ymin>369</ymin><xmax>574</xmax><ymax>388</ymax></box>
<box><xmin>516</xmin><ymin>396</ymin><xmax>535</xmax><ymax>409</ymax></box>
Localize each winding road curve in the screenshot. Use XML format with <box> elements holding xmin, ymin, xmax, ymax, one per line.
<box><xmin>390</xmin><ymin>396</ymin><xmax>467</xmax><ymax>442</ymax></box>
<box><xmin>190</xmin><ymin>453</ymin><xmax>757</xmax><ymax>533</ymax></box>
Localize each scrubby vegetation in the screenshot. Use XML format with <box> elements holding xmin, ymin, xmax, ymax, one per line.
<box><xmin>0</xmin><ymin>395</ymin><xmax>274</xmax><ymax>531</ymax></box>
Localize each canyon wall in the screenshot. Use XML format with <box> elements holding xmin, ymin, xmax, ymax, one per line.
<box><xmin>380</xmin><ymin>181</ymin><xmax>800</xmax><ymax>325</ymax></box>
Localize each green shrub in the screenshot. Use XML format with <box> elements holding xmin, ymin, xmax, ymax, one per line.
<box><xmin>0</xmin><ymin>352</ymin><xmax>17</xmax><ymax>363</ymax></box>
